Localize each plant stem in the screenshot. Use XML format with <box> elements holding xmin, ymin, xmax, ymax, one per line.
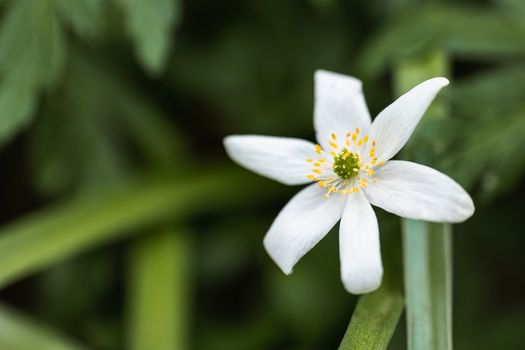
<box><xmin>395</xmin><ymin>50</ymin><xmax>453</xmax><ymax>350</ymax></box>
<box><xmin>127</xmin><ymin>227</ymin><xmax>190</xmax><ymax>350</ymax></box>
<box><xmin>338</xmin><ymin>283</ymin><xmax>404</xmax><ymax>350</ymax></box>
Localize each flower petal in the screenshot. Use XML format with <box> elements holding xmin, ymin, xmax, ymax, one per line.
<box><xmin>314</xmin><ymin>70</ymin><xmax>371</xmax><ymax>149</ymax></box>
<box><xmin>339</xmin><ymin>191</ymin><xmax>383</xmax><ymax>294</ymax></box>
<box><xmin>224</xmin><ymin>135</ymin><xmax>317</xmax><ymax>185</ymax></box>
<box><xmin>263</xmin><ymin>183</ymin><xmax>346</xmax><ymax>274</ymax></box>
<box><xmin>368</xmin><ymin>77</ymin><xmax>449</xmax><ymax>162</ymax></box>
<box><xmin>364</xmin><ymin>160</ymin><xmax>475</xmax><ymax>223</ymax></box>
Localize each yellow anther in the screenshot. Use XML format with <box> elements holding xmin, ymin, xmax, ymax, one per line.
<box><xmin>315</xmin><ymin>144</ymin><xmax>323</xmax><ymax>154</ymax></box>
<box><xmin>318</xmin><ymin>159</ymin><xmax>326</xmax><ymax>163</ymax></box>
<box><xmin>331</xmin><ymin>151</ymin><xmax>336</xmax><ymax>157</ymax></box>
<box><xmin>358</xmin><ymin>140</ymin><xmax>363</xmax><ymax>147</ymax></box>
<box><xmin>367</xmin><ymin>169</ymin><xmax>374</xmax><ymax>176</ymax></box>
<box><xmin>352</xmin><ymin>187</ymin><xmax>359</xmax><ymax>192</ymax></box>
<box><xmin>331</xmin><ymin>133</ymin><xmax>337</xmax><ymax>140</ymax></box>
<box><xmin>356</xmin><ymin>128</ymin><xmax>360</xmax><ymax>134</ymax></box>
<box><xmin>329</xmin><ymin>141</ymin><xmax>338</xmax><ymax>149</ymax></box>
<box><xmin>313</xmin><ymin>162</ymin><xmax>321</xmax><ymax>167</ymax></box>
<box><xmin>346</xmin><ymin>132</ymin><xmax>351</xmax><ymax>137</ymax></box>
<box><xmin>370</xmin><ymin>148</ymin><xmax>375</xmax><ymax>157</ymax></box>
<box><xmin>306</xmin><ymin>174</ymin><xmax>315</xmax><ymax>180</ymax></box>
<box><xmin>346</xmin><ymin>140</ymin><xmax>350</xmax><ymax>146</ymax></box>
<box><xmin>352</xmin><ymin>134</ymin><xmax>357</xmax><ymax>141</ymax></box>
<box><xmin>313</xmin><ymin>169</ymin><xmax>323</xmax><ymax>174</ymax></box>
<box><xmin>364</xmin><ymin>136</ymin><xmax>369</xmax><ymax>143</ymax></box>
<box><xmin>307</xmin><ymin>158</ymin><xmax>313</xmax><ymax>162</ymax></box>
<box><xmin>378</xmin><ymin>161</ymin><xmax>385</xmax><ymax>165</ymax></box>
<box><xmin>318</xmin><ymin>181</ymin><xmax>326</xmax><ymax>187</ymax></box>
<box><xmin>372</xmin><ymin>141</ymin><xmax>376</xmax><ymax>147</ymax></box>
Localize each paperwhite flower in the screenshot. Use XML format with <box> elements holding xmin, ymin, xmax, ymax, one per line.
<box><xmin>224</xmin><ymin>70</ymin><xmax>474</xmax><ymax>294</ymax></box>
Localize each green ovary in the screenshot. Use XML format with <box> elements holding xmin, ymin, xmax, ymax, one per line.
<box><xmin>333</xmin><ymin>149</ymin><xmax>361</xmax><ymax>179</ymax></box>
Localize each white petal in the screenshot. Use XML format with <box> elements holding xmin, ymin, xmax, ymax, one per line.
<box><xmin>368</xmin><ymin>77</ymin><xmax>449</xmax><ymax>162</ymax></box>
<box><xmin>263</xmin><ymin>183</ymin><xmax>346</xmax><ymax>274</ymax></box>
<box><xmin>364</xmin><ymin>160</ymin><xmax>475</xmax><ymax>223</ymax></box>
<box><xmin>224</xmin><ymin>135</ymin><xmax>317</xmax><ymax>185</ymax></box>
<box><xmin>314</xmin><ymin>70</ymin><xmax>371</xmax><ymax>149</ymax></box>
<box><xmin>339</xmin><ymin>191</ymin><xmax>383</xmax><ymax>294</ymax></box>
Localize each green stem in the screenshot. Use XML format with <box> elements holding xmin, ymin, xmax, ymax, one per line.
<box><xmin>402</xmin><ymin>221</ymin><xmax>452</xmax><ymax>350</ymax></box>
<box><xmin>338</xmin><ymin>284</ymin><xmax>404</xmax><ymax>350</ymax></box>
<box><xmin>395</xmin><ymin>51</ymin><xmax>453</xmax><ymax>350</ymax></box>
<box><xmin>127</xmin><ymin>227</ymin><xmax>190</xmax><ymax>350</ymax></box>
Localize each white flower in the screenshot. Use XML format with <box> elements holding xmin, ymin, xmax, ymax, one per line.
<box><xmin>223</xmin><ymin>70</ymin><xmax>474</xmax><ymax>294</ymax></box>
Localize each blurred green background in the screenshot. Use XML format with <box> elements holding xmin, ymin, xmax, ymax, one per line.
<box><xmin>0</xmin><ymin>0</ymin><xmax>523</xmax><ymax>349</ymax></box>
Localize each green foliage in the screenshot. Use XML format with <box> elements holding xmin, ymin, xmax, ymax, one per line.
<box><xmin>0</xmin><ymin>0</ymin><xmax>65</xmax><ymax>145</ymax></box>
<box><xmin>115</xmin><ymin>0</ymin><xmax>180</xmax><ymax>75</ymax></box>
<box><xmin>0</xmin><ymin>303</ymin><xmax>88</xmax><ymax>350</ymax></box>
<box><xmin>127</xmin><ymin>228</ymin><xmax>189</xmax><ymax>350</ymax></box>
<box><xmin>0</xmin><ymin>0</ymin><xmax>523</xmax><ymax>349</ymax></box>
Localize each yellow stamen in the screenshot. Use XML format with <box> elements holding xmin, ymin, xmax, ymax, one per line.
<box><xmin>355</xmin><ymin>128</ymin><xmax>360</xmax><ymax>134</ymax></box>
<box><xmin>313</xmin><ymin>169</ymin><xmax>323</xmax><ymax>174</ymax></box>
<box><xmin>331</xmin><ymin>133</ymin><xmax>337</xmax><ymax>140</ymax></box>
<box><xmin>329</xmin><ymin>141</ymin><xmax>338</xmax><ymax>149</ymax></box>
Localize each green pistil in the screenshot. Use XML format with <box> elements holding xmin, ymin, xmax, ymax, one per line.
<box><xmin>333</xmin><ymin>149</ymin><xmax>360</xmax><ymax>179</ymax></box>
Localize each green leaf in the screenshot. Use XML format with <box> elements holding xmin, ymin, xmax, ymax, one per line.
<box><xmin>360</xmin><ymin>5</ymin><xmax>525</xmax><ymax>79</ymax></box>
<box><xmin>0</xmin><ymin>167</ymin><xmax>279</xmax><ymax>290</ymax></box>
<box><xmin>52</xmin><ymin>0</ymin><xmax>105</xmax><ymax>39</ymax></box>
<box><xmin>127</xmin><ymin>228</ymin><xmax>190</xmax><ymax>350</ymax></box>
<box><xmin>29</xmin><ymin>48</ymin><xmax>184</xmax><ymax>196</ymax></box>
<box><xmin>0</xmin><ymin>303</ymin><xmax>88</xmax><ymax>350</ymax></box>
<box><xmin>396</xmin><ymin>52</ymin><xmax>453</xmax><ymax>350</ymax></box>
<box><xmin>0</xmin><ymin>0</ymin><xmax>65</xmax><ymax>145</ymax></box>
<box><xmin>115</xmin><ymin>0</ymin><xmax>180</xmax><ymax>75</ymax></box>
<box><xmin>338</xmin><ymin>284</ymin><xmax>403</xmax><ymax>350</ymax></box>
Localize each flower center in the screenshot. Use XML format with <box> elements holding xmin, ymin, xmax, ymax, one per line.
<box><xmin>305</xmin><ymin>129</ymin><xmax>385</xmax><ymax>198</ymax></box>
<box><xmin>333</xmin><ymin>149</ymin><xmax>360</xmax><ymax>179</ymax></box>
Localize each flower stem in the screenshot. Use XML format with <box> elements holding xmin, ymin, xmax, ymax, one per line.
<box><xmin>338</xmin><ymin>283</ymin><xmax>404</xmax><ymax>350</ymax></box>
<box><xmin>395</xmin><ymin>51</ymin><xmax>453</xmax><ymax>350</ymax></box>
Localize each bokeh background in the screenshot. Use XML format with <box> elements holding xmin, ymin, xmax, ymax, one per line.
<box><xmin>0</xmin><ymin>0</ymin><xmax>524</xmax><ymax>349</ymax></box>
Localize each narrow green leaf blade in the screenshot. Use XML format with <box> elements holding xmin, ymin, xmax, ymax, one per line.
<box><xmin>0</xmin><ymin>303</ymin><xmax>88</xmax><ymax>350</ymax></box>
<box><xmin>127</xmin><ymin>228</ymin><xmax>189</xmax><ymax>350</ymax></box>
<box><xmin>0</xmin><ymin>168</ymin><xmax>278</xmax><ymax>290</ymax></box>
